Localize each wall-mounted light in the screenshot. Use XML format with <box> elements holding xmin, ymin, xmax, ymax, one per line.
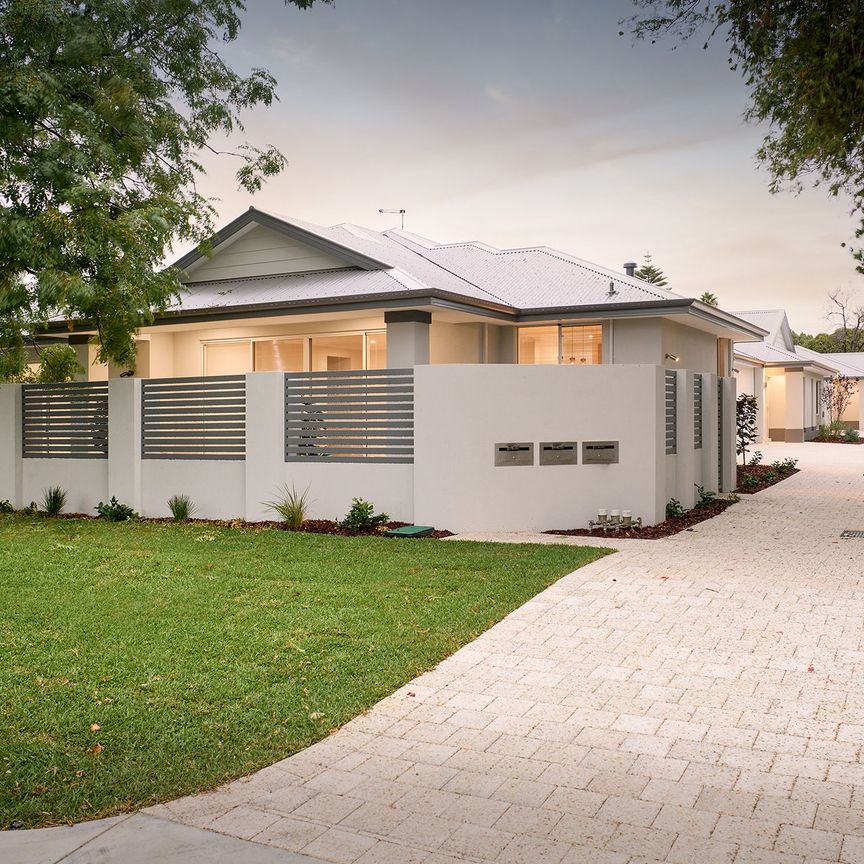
<box><xmin>665</xmin><ymin>353</ymin><xmax>680</xmax><ymax>362</ymax></box>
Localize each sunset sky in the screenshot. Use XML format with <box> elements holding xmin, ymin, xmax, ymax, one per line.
<box><xmin>192</xmin><ymin>0</ymin><xmax>861</xmax><ymax>334</ymax></box>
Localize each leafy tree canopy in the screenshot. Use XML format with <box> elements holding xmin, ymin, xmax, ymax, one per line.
<box><xmin>700</xmin><ymin>291</ymin><xmax>719</xmax><ymax>306</ymax></box>
<box><xmin>0</xmin><ymin>0</ymin><xmax>326</xmax><ymax>380</ymax></box>
<box><xmin>793</xmin><ymin>289</ymin><xmax>864</xmax><ymax>352</ymax></box>
<box><xmin>625</xmin><ymin>1</ymin><xmax>864</xmax><ymax>271</ymax></box>
<box><xmin>634</xmin><ymin>252</ymin><xmax>668</xmax><ymax>287</ymax></box>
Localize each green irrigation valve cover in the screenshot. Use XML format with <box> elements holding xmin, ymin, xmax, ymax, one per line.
<box><xmin>385</xmin><ymin>525</ymin><xmax>434</xmax><ymax>538</ymax></box>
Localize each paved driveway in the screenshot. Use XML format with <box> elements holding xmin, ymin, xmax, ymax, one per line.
<box><xmin>9</xmin><ymin>442</ymin><xmax>864</xmax><ymax>863</ymax></box>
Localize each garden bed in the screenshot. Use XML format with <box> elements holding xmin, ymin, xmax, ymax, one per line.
<box><xmin>811</xmin><ymin>435</ymin><xmax>864</xmax><ymax>445</ymax></box>
<box><xmin>736</xmin><ymin>462</ymin><xmax>800</xmax><ymax>494</ymax></box>
<box><xmin>545</xmin><ymin>497</ymin><xmax>737</xmax><ymax>540</ymax></box>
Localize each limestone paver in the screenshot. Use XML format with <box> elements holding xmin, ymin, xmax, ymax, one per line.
<box><xmin>11</xmin><ymin>441</ymin><xmax>864</xmax><ymax>863</ymax></box>
<box><xmin>151</xmin><ymin>442</ymin><xmax>864</xmax><ymax>863</ymax></box>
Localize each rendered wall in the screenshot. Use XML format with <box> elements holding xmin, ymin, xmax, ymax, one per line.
<box><xmin>413</xmin><ymin>364</ymin><xmax>668</xmax><ymax>532</ymax></box>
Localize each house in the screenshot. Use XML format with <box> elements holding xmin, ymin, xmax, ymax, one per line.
<box><xmin>733</xmin><ymin>309</ymin><xmax>864</xmax><ymax>441</ymax></box>
<box><xmin>4</xmin><ymin>208</ymin><xmax>764</xmax><ymax>531</ymax></box>
<box><xmin>52</xmin><ymin>208</ymin><xmax>763</xmax><ymax>381</ymax></box>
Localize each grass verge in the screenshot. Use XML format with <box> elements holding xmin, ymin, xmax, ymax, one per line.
<box><xmin>0</xmin><ymin>515</ymin><xmax>610</xmax><ymax>827</ymax></box>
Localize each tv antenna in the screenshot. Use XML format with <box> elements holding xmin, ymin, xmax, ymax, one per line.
<box><xmin>378</xmin><ymin>208</ymin><xmax>406</xmax><ymax>230</ymax></box>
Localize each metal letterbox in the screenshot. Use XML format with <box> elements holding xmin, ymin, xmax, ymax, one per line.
<box><xmin>582</xmin><ymin>440</ymin><xmax>619</xmax><ymax>464</ymax></box>
<box><xmin>494</xmin><ymin>442</ymin><xmax>534</xmax><ymax>467</ymax></box>
<box><xmin>539</xmin><ymin>441</ymin><xmax>578</xmax><ymax>465</ymax></box>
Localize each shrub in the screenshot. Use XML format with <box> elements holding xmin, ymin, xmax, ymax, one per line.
<box><xmin>95</xmin><ymin>497</ymin><xmax>138</xmax><ymax>522</ymax></box>
<box><xmin>0</xmin><ymin>499</ymin><xmax>13</xmax><ymax>514</ymax></box>
<box><xmin>40</xmin><ymin>486</ymin><xmax>67</xmax><ymax>517</ymax></box>
<box><xmin>264</xmin><ymin>483</ymin><xmax>311</xmax><ymax>530</ymax></box>
<box><xmin>846</xmin><ymin>428</ymin><xmax>861</xmax><ymax>442</ymax></box>
<box><xmin>740</xmin><ymin>473</ymin><xmax>760</xmax><ymax>489</ymax></box>
<box><xmin>695</xmin><ymin>484</ymin><xmax>716</xmax><ymax>507</ymax></box>
<box><xmin>342</xmin><ymin>497</ymin><xmax>389</xmax><ymax>531</ymax></box>
<box><xmin>24</xmin><ymin>501</ymin><xmax>38</xmax><ymax>514</ymax></box>
<box><xmin>35</xmin><ymin>344</ymin><xmax>83</xmax><ymax>383</ymax></box>
<box><xmin>167</xmin><ymin>494</ymin><xmax>196</xmax><ymax>521</ymax></box>
<box><xmin>773</xmin><ymin>457</ymin><xmax>798</xmax><ymax>473</ymax></box>
<box><xmin>749</xmin><ymin>450</ymin><xmax>763</xmax><ymax>466</ymax></box>
<box><xmin>665</xmin><ymin>498</ymin><xmax>685</xmax><ymax>518</ymax></box>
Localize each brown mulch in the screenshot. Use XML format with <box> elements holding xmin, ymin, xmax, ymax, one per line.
<box><xmin>812</xmin><ymin>436</ymin><xmax>864</xmax><ymax>445</ymax></box>
<box><xmin>544</xmin><ymin>498</ymin><xmax>737</xmax><ymax>541</ymax></box>
<box><xmin>35</xmin><ymin>513</ymin><xmax>454</xmax><ymax>538</ymax></box>
<box><xmin>736</xmin><ymin>464</ymin><xmax>799</xmax><ymax>494</ymax></box>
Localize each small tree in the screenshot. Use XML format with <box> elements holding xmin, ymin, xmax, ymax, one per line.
<box><xmin>699</xmin><ymin>292</ymin><xmax>719</xmax><ymax>307</ymax></box>
<box><xmin>736</xmin><ymin>394</ymin><xmax>758</xmax><ymax>465</ymax></box>
<box><xmin>634</xmin><ymin>252</ymin><xmax>668</xmax><ymax>287</ymax></box>
<box><xmin>36</xmin><ymin>345</ymin><xmax>82</xmax><ymax>383</ymax></box>
<box><xmin>820</xmin><ymin>375</ymin><xmax>858</xmax><ymax>434</ymax></box>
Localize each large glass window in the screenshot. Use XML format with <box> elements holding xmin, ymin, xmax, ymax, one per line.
<box><xmin>517</xmin><ymin>324</ymin><xmax>602</xmax><ymax>365</ymax></box>
<box><xmin>561</xmin><ymin>324</ymin><xmax>602</xmax><ymax>365</ymax></box>
<box><xmin>366</xmin><ymin>332</ymin><xmax>387</xmax><ymax>369</ymax></box>
<box><xmin>254</xmin><ymin>338</ymin><xmax>304</xmax><ymax>372</ymax></box>
<box><xmin>518</xmin><ymin>326</ymin><xmax>559</xmax><ymax>365</ymax></box>
<box><xmin>203</xmin><ymin>341</ymin><xmax>252</xmax><ymax>376</ymax></box>
<box><xmin>310</xmin><ymin>334</ymin><xmax>364</xmax><ymax>372</ymax></box>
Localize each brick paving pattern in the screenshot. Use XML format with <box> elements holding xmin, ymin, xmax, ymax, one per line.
<box><xmin>146</xmin><ymin>443</ymin><xmax>864</xmax><ymax>863</ymax></box>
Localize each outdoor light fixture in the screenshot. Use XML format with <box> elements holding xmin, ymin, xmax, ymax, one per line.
<box><xmin>665</xmin><ymin>353</ymin><xmax>680</xmax><ymax>362</ymax></box>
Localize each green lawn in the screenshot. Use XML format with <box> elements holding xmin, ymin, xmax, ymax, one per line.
<box><xmin>0</xmin><ymin>515</ymin><xmax>610</xmax><ymax>828</ymax></box>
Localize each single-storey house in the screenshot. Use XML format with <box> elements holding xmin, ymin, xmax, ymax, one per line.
<box><xmin>3</xmin><ymin>208</ymin><xmax>764</xmax><ymax>531</ymax></box>
<box><xmin>53</xmin><ymin>207</ymin><xmax>762</xmax><ymax>381</ymax></box>
<box><xmin>733</xmin><ymin>309</ymin><xmax>864</xmax><ymax>441</ymax></box>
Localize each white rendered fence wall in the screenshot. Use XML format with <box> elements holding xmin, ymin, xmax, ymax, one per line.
<box><xmin>0</xmin><ymin>366</ymin><xmax>733</xmax><ymax>530</ymax></box>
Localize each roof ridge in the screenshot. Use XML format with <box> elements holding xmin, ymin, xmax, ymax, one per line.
<box><xmin>384</xmin><ymin>234</ymin><xmax>513</xmax><ymax>307</ymax></box>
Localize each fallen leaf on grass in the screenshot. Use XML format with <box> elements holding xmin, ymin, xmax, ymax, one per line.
<box><xmin>89</xmin><ymin>723</ymin><xmax>100</xmax><ymax>732</ymax></box>
<box><xmin>88</xmin><ymin>743</ymin><xmax>103</xmax><ymax>755</ymax></box>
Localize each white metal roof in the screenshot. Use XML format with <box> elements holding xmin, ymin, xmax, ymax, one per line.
<box><xmin>168</xmin><ymin>209</ymin><xmax>763</xmax><ymax>338</ymax></box>
<box><xmin>730</xmin><ymin>310</ymin><xmax>793</xmax><ymax>351</ymax></box>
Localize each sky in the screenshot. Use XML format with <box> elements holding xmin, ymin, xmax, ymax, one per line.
<box><xmin>191</xmin><ymin>0</ymin><xmax>861</xmax><ymax>334</ymax></box>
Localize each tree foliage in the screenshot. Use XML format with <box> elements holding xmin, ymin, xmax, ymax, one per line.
<box><xmin>699</xmin><ymin>291</ymin><xmax>719</xmax><ymax>306</ymax></box>
<box><xmin>0</xmin><ymin>0</ymin><xmax>326</xmax><ymax>380</ymax></box>
<box><xmin>625</xmin><ymin>1</ymin><xmax>864</xmax><ymax>270</ymax></box>
<box><xmin>634</xmin><ymin>252</ymin><xmax>668</xmax><ymax>286</ymax></box>
<box><xmin>820</xmin><ymin>374</ymin><xmax>858</xmax><ymax>429</ymax></box>
<box><xmin>792</xmin><ymin>290</ymin><xmax>864</xmax><ymax>353</ymax></box>
<box><xmin>735</xmin><ymin>392</ymin><xmax>758</xmax><ymax>464</ymax></box>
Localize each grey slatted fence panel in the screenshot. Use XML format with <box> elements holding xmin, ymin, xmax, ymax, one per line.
<box><xmin>694</xmin><ymin>376</ymin><xmax>703</xmax><ymax>450</ymax></box>
<box><xmin>22</xmin><ymin>381</ymin><xmax>109</xmax><ymax>459</ymax></box>
<box><xmin>285</xmin><ymin>369</ymin><xmax>414</xmax><ymax>463</ymax></box>
<box><xmin>142</xmin><ymin>375</ymin><xmax>245</xmax><ymax>460</ymax></box>
<box><xmin>665</xmin><ymin>370</ymin><xmax>677</xmax><ymax>455</ymax></box>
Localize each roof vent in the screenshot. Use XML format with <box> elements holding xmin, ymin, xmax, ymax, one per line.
<box><xmin>623</xmin><ymin>262</ymin><xmax>637</xmax><ymax>277</ymax></box>
<box><xmin>608</xmin><ymin>280</ymin><xmax>618</xmax><ymax>297</ymax></box>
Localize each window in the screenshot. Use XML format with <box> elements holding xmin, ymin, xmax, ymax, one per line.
<box><xmin>254</xmin><ymin>338</ymin><xmax>304</xmax><ymax>372</ymax></box>
<box><xmin>561</xmin><ymin>325</ymin><xmax>602</xmax><ymax>365</ymax></box>
<box><xmin>517</xmin><ymin>324</ymin><xmax>602</xmax><ymax>365</ymax></box>
<box><xmin>518</xmin><ymin>326</ymin><xmax>559</xmax><ymax>364</ymax></box>
<box><xmin>366</xmin><ymin>332</ymin><xmax>387</xmax><ymax>369</ymax></box>
<box><xmin>203</xmin><ymin>341</ymin><xmax>252</xmax><ymax>376</ymax></box>
<box><xmin>310</xmin><ymin>334</ymin><xmax>364</xmax><ymax>372</ymax></box>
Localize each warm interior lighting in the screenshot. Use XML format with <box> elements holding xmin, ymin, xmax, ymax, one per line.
<box><xmin>665</xmin><ymin>353</ymin><xmax>680</xmax><ymax>362</ymax></box>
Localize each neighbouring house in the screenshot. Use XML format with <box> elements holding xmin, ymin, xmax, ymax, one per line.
<box><xmin>733</xmin><ymin>309</ymin><xmax>864</xmax><ymax>441</ymax></box>
<box><xmin>2</xmin><ymin>208</ymin><xmax>764</xmax><ymax>531</ymax></box>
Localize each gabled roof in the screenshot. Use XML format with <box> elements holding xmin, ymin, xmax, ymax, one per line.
<box><xmin>730</xmin><ymin>310</ymin><xmax>794</xmax><ymax>351</ymax></box>
<box><xmin>162</xmin><ymin>208</ymin><xmax>764</xmax><ymax>337</ymax></box>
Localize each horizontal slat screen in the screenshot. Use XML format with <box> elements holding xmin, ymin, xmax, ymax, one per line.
<box><xmin>665</xmin><ymin>370</ymin><xmax>677</xmax><ymax>456</ymax></box>
<box><xmin>142</xmin><ymin>375</ymin><xmax>246</xmax><ymax>460</ymax></box>
<box><xmin>22</xmin><ymin>381</ymin><xmax>109</xmax><ymax>459</ymax></box>
<box><xmin>285</xmin><ymin>369</ymin><xmax>414</xmax><ymax>463</ymax></box>
<box><xmin>694</xmin><ymin>375</ymin><xmax>703</xmax><ymax>450</ymax></box>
